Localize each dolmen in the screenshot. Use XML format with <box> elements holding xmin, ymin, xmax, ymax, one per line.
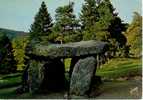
<box><xmin>25</xmin><ymin>40</ymin><xmax>109</xmax><ymax>96</ymax></box>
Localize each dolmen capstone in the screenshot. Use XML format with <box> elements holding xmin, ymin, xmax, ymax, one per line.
<box><xmin>25</xmin><ymin>40</ymin><xmax>108</xmax><ymax>95</ymax></box>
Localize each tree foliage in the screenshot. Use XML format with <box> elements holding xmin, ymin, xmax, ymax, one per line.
<box><xmin>29</xmin><ymin>1</ymin><xmax>53</xmax><ymax>42</ymax></box>
<box><xmin>125</xmin><ymin>12</ymin><xmax>142</xmax><ymax>57</ymax></box>
<box><xmin>12</xmin><ymin>36</ymin><xmax>29</xmax><ymax>70</ymax></box>
<box><xmin>53</xmin><ymin>2</ymin><xmax>82</xmax><ymax>43</ymax></box>
<box><xmin>0</xmin><ymin>32</ymin><xmax>16</xmax><ymax>74</ymax></box>
<box><xmin>108</xmin><ymin>17</ymin><xmax>128</xmax><ymax>47</ymax></box>
<box><xmin>80</xmin><ymin>0</ymin><xmax>98</xmax><ymax>40</ymax></box>
<box><xmin>80</xmin><ymin>0</ymin><xmax>127</xmax><ymax>45</ymax></box>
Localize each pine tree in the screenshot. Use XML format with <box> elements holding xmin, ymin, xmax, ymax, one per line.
<box><xmin>0</xmin><ymin>33</ymin><xmax>16</xmax><ymax>74</ymax></box>
<box><xmin>53</xmin><ymin>2</ymin><xmax>81</xmax><ymax>43</ymax></box>
<box><xmin>29</xmin><ymin>1</ymin><xmax>53</xmax><ymax>41</ymax></box>
<box><xmin>94</xmin><ymin>0</ymin><xmax>115</xmax><ymax>41</ymax></box>
<box><xmin>80</xmin><ymin>0</ymin><xmax>98</xmax><ymax>29</ymax></box>
<box><xmin>80</xmin><ymin>0</ymin><xmax>98</xmax><ymax>40</ymax></box>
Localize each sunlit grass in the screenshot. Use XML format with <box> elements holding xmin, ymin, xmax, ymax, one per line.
<box><xmin>0</xmin><ymin>73</ymin><xmax>22</xmax><ymax>89</ymax></box>
<box><xmin>64</xmin><ymin>58</ymin><xmax>71</xmax><ymax>71</ymax></box>
<box><xmin>96</xmin><ymin>58</ymin><xmax>142</xmax><ymax>79</ymax></box>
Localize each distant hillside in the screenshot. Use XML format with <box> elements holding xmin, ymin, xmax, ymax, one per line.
<box><xmin>0</xmin><ymin>28</ymin><xmax>28</xmax><ymax>39</ymax></box>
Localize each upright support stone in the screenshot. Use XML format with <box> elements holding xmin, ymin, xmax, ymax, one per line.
<box><xmin>28</xmin><ymin>60</ymin><xmax>45</xmax><ymax>92</ymax></box>
<box><xmin>69</xmin><ymin>57</ymin><xmax>96</xmax><ymax>96</ymax></box>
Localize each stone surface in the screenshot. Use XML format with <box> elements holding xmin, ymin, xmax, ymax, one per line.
<box><xmin>26</xmin><ymin>40</ymin><xmax>108</xmax><ymax>58</ymax></box>
<box><xmin>28</xmin><ymin>60</ymin><xmax>45</xmax><ymax>92</ymax></box>
<box><xmin>69</xmin><ymin>57</ymin><xmax>96</xmax><ymax>96</ymax></box>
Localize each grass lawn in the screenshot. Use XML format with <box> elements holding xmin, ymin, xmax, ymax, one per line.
<box><xmin>96</xmin><ymin>57</ymin><xmax>142</xmax><ymax>80</ymax></box>
<box><xmin>0</xmin><ymin>73</ymin><xmax>22</xmax><ymax>89</ymax></box>
<box><xmin>64</xmin><ymin>58</ymin><xmax>71</xmax><ymax>72</ymax></box>
<box><xmin>0</xmin><ymin>73</ymin><xmax>22</xmax><ymax>99</ymax></box>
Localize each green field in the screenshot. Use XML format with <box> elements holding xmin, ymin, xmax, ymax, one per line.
<box><xmin>96</xmin><ymin>58</ymin><xmax>142</xmax><ymax>79</ymax></box>
<box><xmin>0</xmin><ymin>57</ymin><xmax>141</xmax><ymax>99</ymax></box>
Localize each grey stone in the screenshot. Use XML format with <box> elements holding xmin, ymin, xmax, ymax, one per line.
<box><xmin>26</xmin><ymin>40</ymin><xmax>108</xmax><ymax>58</ymax></box>
<box><xmin>70</xmin><ymin>57</ymin><xmax>96</xmax><ymax>96</ymax></box>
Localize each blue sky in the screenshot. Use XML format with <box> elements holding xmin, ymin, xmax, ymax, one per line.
<box><xmin>0</xmin><ymin>0</ymin><xmax>141</xmax><ymax>32</ymax></box>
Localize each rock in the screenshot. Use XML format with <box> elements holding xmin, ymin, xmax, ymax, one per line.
<box><xmin>25</xmin><ymin>40</ymin><xmax>109</xmax><ymax>94</ymax></box>
<box><xmin>26</xmin><ymin>40</ymin><xmax>108</xmax><ymax>58</ymax></box>
<box><xmin>130</xmin><ymin>87</ymin><xmax>139</xmax><ymax>97</ymax></box>
<box><xmin>69</xmin><ymin>57</ymin><xmax>96</xmax><ymax>96</ymax></box>
<box><xmin>28</xmin><ymin>60</ymin><xmax>45</xmax><ymax>92</ymax></box>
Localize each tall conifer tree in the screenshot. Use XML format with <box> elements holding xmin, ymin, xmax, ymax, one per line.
<box><xmin>94</xmin><ymin>0</ymin><xmax>115</xmax><ymax>41</ymax></box>
<box><xmin>29</xmin><ymin>1</ymin><xmax>53</xmax><ymax>41</ymax></box>
<box><xmin>80</xmin><ymin>0</ymin><xmax>98</xmax><ymax>40</ymax></box>
<box><xmin>53</xmin><ymin>2</ymin><xmax>81</xmax><ymax>43</ymax></box>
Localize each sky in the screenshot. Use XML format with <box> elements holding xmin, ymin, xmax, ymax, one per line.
<box><xmin>0</xmin><ymin>0</ymin><xmax>141</xmax><ymax>32</ymax></box>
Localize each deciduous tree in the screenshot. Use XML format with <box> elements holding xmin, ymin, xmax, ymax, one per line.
<box><xmin>125</xmin><ymin>12</ymin><xmax>142</xmax><ymax>57</ymax></box>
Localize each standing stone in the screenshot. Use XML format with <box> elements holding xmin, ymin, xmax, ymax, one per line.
<box><xmin>70</xmin><ymin>57</ymin><xmax>96</xmax><ymax>96</ymax></box>
<box><xmin>28</xmin><ymin>60</ymin><xmax>45</xmax><ymax>92</ymax></box>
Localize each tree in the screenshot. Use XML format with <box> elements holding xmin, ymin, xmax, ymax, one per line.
<box><xmin>29</xmin><ymin>1</ymin><xmax>53</xmax><ymax>41</ymax></box>
<box><xmin>93</xmin><ymin>0</ymin><xmax>115</xmax><ymax>41</ymax></box>
<box><xmin>125</xmin><ymin>12</ymin><xmax>142</xmax><ymax>57</ymax></box>
<box><xmin>53</xmin><ymin>2</ymin><xmax>82</xmax><ymax>43</ymax></box>
<box><xmin>12</xmin><ymin>36</ymin><xmax>29</xmax><ymax>70</ymax></box>
<box><xmin>108</xmin><ymin>16</ymin><xmax>128</xmax><ymax>47</ymax></box>
<box><xmin>0</xmin><ymin>33</ymin><xmax>16</xmax><ymax>74</ymax></box>
<box><xmin>80</xmin><ymin>0</ymin><xmax>98</xmax><ymax>40</ymax></box>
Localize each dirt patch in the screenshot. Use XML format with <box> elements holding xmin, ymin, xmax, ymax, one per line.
<box><xmin>90</xmin><ymin>80</ymin><xmax>142</xmax><ymax>99</ymax></box>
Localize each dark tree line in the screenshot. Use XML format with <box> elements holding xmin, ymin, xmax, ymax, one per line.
<box><xmin>0</xmin><ymin>33</ymin><xmax>16</xmax><ymax>74</ymax></box>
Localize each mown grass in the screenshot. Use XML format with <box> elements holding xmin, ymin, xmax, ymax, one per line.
<box><xmin>0</xmin><ymin>73</ymin><xmax>22</xmax><ymax>98</ymax></box>
<box><xmin>64</xmin><ymin>58</ymin><xmax>71</xmax><ymax>71</ymax></box>
<box><xmin>0</xmin><ymin>73</ymin><xmax>22</xmax><ymax>89</ymax></box>
<box><xmin>0</xmin><ymin>87</ymin><xmax>17</xmax><ymax>99</ymax></box>
<box><xmin>0</xmin><ymin>72</ymin><xmax>22</xmax><ymax>79</ymax></box>
<box><xmin>96</xmin><ymin>58</ymin><xmax>142</xmax><ymax>79</ymax></box>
